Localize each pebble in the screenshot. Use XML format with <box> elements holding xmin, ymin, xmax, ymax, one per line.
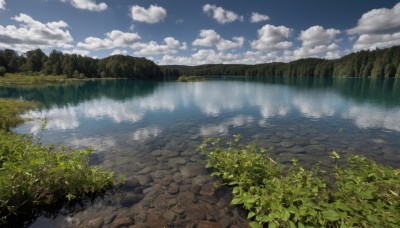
<box><xmin>168</xmin><ymin>183</ymin><xmax>180</xmax><ymax>194</ymax></box>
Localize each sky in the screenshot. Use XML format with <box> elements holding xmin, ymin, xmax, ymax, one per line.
<box><xmin>0</xmin><ymin>0</ymin><xmax>400</xmax><ymax>65</ymax></box>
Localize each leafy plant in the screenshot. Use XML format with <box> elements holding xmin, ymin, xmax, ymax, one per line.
<box><xmin>0</xmin><ymin>99</ymin><xmax>122</xmax><ymax>225</ymax></box>
<box><xmin>0</xmin><ymin>131</ymin><xmax>118</xmax><ymax>224</ymax></box>
<box><xmin>199</xmin><ymin>136</ymin><xmax>400</xmax><ymax>227</ymax></box>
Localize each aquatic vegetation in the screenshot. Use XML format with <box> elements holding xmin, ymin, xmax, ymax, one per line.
<box><xmin>0</xmin><ymin>99</ymin><xmax>121</xmax><ymax>225</ymax></box>
<box><xmin>0</xmin><ymin>132</ymin><xmax>117</xmax><ymax>224</ymax></box>
<box><xmin>199</xmin><ymin>136</ymin><xmax>400</xmax><ymax>227</ymax></box>
<box><xmin>0</xmin><ymin>98</ymin><xmax>37</xmax><ymax>131</ymax></box>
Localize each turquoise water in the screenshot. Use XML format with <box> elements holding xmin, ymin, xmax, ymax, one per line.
<box><xmin>2</xmin><ymin>77</ymin><xmax>400</xmax><ymax>227</ymax></box>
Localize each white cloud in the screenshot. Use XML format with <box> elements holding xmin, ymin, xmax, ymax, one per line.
<box><xmin>251</xmin><ymin>24</ymin><xmax>292</xmax><ymax>50</ymax></box>
<box><xmin>348</xmin><ymin>3</ymin><xmax>400</xmax><ymax>51</ymax></box>
<box><xmin>203</xmin><ymin>4</ymin><xmax>243</xmax><ymax>24</ymax></box>
<box><xmin>298</xmin><ymin>25</ymin><xmax>340</xmax><ymax>47</ymax></box>
<box><xmin>352</xmin><ymin>33</ymin><xmax>400</xmax><ymax>51</ymax></box>
<box><xmin>250</xmin><ymin>12</ymin><xmax>269</xmax><ymax>23</ymax></box>
<box><xmin>291</xmin><ymin>26</ymin><xmax>341</xmax><ymax>59</ymax></box>
<box><xmin>158</xmin><ymin>55</ymin><xmax>193</xmax><ymax>65</ymax></box>
<box><xmin>158</xmin><ymin>49</ymin><xmax>242</xmax><ymax>65</ymax></box>
<box><xmin>133</xmin><ymin>37</ymin><xmax>187</xmax><ymax>55</ymax></box>
<box><xmin>192</xmin><ymin>29</ymin><xmax>244</xmax><ymax>51</ymax></box>
<box><xmin>130</xmin><ymin>4</ymin><xmax>166</xmax><ymax>24</ymax></box>
<box><xmin>62</xmin><ymin>48</ymin><xmax>90</xmax><ymax>56</ymax></box>
<box><xmin>111</xmin><ymin>49</ymin><xmax>128</xmax><ymax>55</ymax></box>
<box><xmin>61</xmin><ymin>0</ymin><xmax>107</xmax><ymax>12</ymax></box>
<box><xmin>0</xmin><ymin>0</ymin><xmax>6</xmax><ymax>11</ymax></box>
<box><xmin>348</xmin><ymin>3</ymin><xmax>400</xmax><ymax>35</ymax></box>
<box><xmin>0</xmin><ymin>13</ymin><xmax>73</xmax><ymax>52</ymax></box>
<box><xmin>77</xmin><ymin>30</ymin><xmax>141</xmax><ymax>50</ymax></box>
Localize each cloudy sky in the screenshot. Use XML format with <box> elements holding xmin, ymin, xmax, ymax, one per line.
<box><xmin>0</xmin><ymin>0</ymin><xmax>400</xmax><ymax>65</ymax></box>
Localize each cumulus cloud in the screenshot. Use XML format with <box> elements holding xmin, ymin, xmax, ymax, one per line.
<box><xmin>251</xmin><ymin>24</ymin><xmax>292</xmax><ymax>50</ymax></box>
<box><xmin>250</xmin><ymin>12</ymin><xmax>269</xmax><ymax>23</ymax></box>
<box><xmin>0</xmin><ymin>13</ymin><xmax>73</xmax><ymax>52</ymax></box>
<box><xmin>111</xmin><ymin>49</ymin><xmax>128</xmax><ymax>56</ymax></box>
<box><xmin>348</xmin><ymin>3</ymin><xmax>400</xmax><ymax>51</ymax></box>
<box><xmin>352</xmin><ymin>33</ymin><xmax>400</xmax><ymax>51</ymax></box>
<box><xmin>159</xmin><ymin>49</ymin><xmax>242</xmax><ymax>65</ymax></box>
<box><xmin>61</xmin><ymin>0</ymin><xmax>107</xmax><ymax>12</ymax></box>
<box><xmin>292</xmin><ymin>25</ymin><xmax>341</xmax><ymax>59</ymax></box>
<box><xmin>348</xmin><ymin>3</ymin><xmax>400</xmax><ymax>35</ymax></box>
<box><xmin>203</xmin><ymin>4</ymin><xmax>243</xmax><ymax>24</ymax></box>
<box><xmin>62</xmin><ymin>48</ymin><xmax>90</xmax><ymax>56</ymax></box>
<box><xmin>192</xmin><ymin>29</ymin><xmax>244</xmax><ymax>51</ymax></box>
<box><xmin>299</xmin><ymin>25</ymin><xmax>340</xmax><ymax>47</ymax></box>
<box><xmin>131</xmin><ymin>4</ymin><xmax>166</xmax><ymax>24</ymax></box>
<box><xmin>0</xmin><ymin>0</ymin><xmax>5</xmax><ymax>11</ymax></box>
<box><xmin>133</xmin><ymin>37</ymin><xmax>187</xmax><ymax>55</ymax></box>
<box><xmin>77</xmin><ymin>30</ymin><xmax>141</xmax><ymax>50</ymax></box>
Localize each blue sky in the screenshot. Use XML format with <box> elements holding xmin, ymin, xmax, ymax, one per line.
<box><xmin>1</xmin><ymin>0</ymin><xmax>400</xmax><ymax>65</ymax></box>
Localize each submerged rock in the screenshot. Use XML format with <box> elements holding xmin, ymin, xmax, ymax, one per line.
<box><xmin>111</xmin><ymin>216</ymin><xmax>134</xmax><ymax>228</ymax></box>
<box><xmin>120</xmin><ymin>192</ymin><xmax>142</xmax><ymax>207</ymax></box>
<box><xmin>198</xmin><ymin>220</ymin><xmax>221</xmax><ymax>228</ymax></box>
<box><xmin>86</xmin><ymin>217</ymin><xmax>104</xmax><ymax>228</ymax></box>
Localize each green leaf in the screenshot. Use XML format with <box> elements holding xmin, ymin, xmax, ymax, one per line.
<box><xmin>283</xmin><ymin>210</ymin><xmax>291</xmax><ymax>221</ymax></box>
<box><xmin>322</xmin><ymin>209</ymin><xmax>340</xmax><ymax>221</ymax></box>
<box><xmin>248</xmin><ymin>211</ymin><xmax>256</xmax><ymax>219</ymax></box>
<box><xmin>231</xmin><ymin>197</ymin><xmax>242</xmax><ymax>205</ymax></box>
<box><xmin>289</xmin><ymin>221</ymin><xmax>296</xmax><ymax>228</ymax></box>
<box><xmin>333</xmin><ymin>201</ymin><xmax>352</xmax><ymax>212</ymax></box>
<box><xmin>268</xmin><ymin>222</ymin><xmax>277</xmax><ymax>228</ymax></box>
<box><xmin>249</xmin><ymin>221</ymin><xmax>261</xmax><ymax>228</ymax></box>
<box><xmin>298</xmin><ymin>222</ymin><xmax>305</xmax><ymax>228</ymax></box>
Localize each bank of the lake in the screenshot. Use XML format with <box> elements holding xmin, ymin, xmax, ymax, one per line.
<box><xmin>0</xmin><ymin>98</ymin><xmax>120</xmax><ymax>226</ymax></box>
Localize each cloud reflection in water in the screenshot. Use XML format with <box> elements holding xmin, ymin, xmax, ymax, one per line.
<box><xmin>19</xmin><ymin>81</ymin><xmax>400</xmax><ymax>134</ymax></box>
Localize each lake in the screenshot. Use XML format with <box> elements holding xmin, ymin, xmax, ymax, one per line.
<box><xmin>2</xmin><ymin>77</ymin><xmax>400</xmax><ymax>227</ymax></box>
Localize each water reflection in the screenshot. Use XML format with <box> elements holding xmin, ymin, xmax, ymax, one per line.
<box><xmin>200</xmin><ymin>115</ymin><xmax>254</xmax><ymax>136</ymax></box>
<box><xmin>132</xmin><ymin>127</ymin><xmax>162</xmax><ymax>141</ymax></box>
<box><xmin>12</xmin><ymin>78</ymin><xmax>400</xmax><ymax>135</ymax></box>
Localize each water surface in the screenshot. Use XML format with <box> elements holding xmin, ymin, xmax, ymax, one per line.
<box><xmin>2</xmin><ymin>77</ymin><xmax>400</xmax><ymax>227</ymax></box>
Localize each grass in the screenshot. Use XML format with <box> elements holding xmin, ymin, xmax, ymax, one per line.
<box><xmin>0</xmin><ymin>98</ymin><xmax>121</xmax><ymax>225</ymax></box>
<box><xmin>199</xmin><ymin>136</ymin><xmax>400</xmax><ymax>228</ymax></box>
<box><xmin>0</xmin><ymin>73</ymin><xmax>68</xmax><ymax>84</ymax></box>
<box><xmin>177</xmin><ymin>75</ymin><xmax>207</xmax><ymax>82</ymax></box>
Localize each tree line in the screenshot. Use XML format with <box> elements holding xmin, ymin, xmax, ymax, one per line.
<box><xmin>0</xmin><ymin>49</ymin><xmax>163</xmax><ymax>79</ymax></box>
<box><xmin>161</xmin><ymin>46</ymin><xmax>400</xmax><ymax>78</ymax></box>
<box><xmin>1</xmin><ymin>46</ymin><xmax>400</xmax><ymax>79</ymax></box>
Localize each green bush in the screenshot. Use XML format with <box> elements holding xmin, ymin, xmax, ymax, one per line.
<box><xmin>199</xmin><ymin>136</ymin><xmax>400</xmax><ymax>227</ymax></box>
<box><xmin>0</xmin><ymin>132</ymin><xmax>117</xmax><ymax>224</ymax></box>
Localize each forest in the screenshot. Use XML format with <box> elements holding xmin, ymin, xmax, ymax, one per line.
<box><xmin>161</xmin><ymin>45</ymin><xmax>400</xmax><ymax>78</ymax></box>
<box><xmin>0</xmin><ymin>49</ymin><xmax>163</xmax><ymax>79</ymax></box>
<box><xmin>1</xmin><ymin>45</ymin><xmax>400</xmax><ymax>79</ymax></box>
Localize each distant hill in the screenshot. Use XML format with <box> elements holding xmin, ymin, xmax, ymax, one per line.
<box><xmin>161</xmin><ymin>46</ymin><xmax>400</xmax><ymax>78</ymax></box>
